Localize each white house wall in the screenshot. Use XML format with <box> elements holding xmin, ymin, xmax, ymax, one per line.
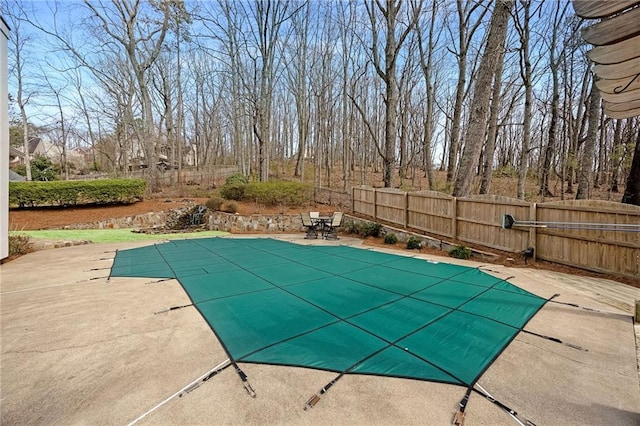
<box><xmin>1</xmin><ymin>16</ymin><xmax>10</xmax><ymax>259</ymax></box>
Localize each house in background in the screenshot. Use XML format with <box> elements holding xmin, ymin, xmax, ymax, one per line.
<box><xmin>9</xmin><ymin>146</ymin><xmax>23</xmax><ymax>165</ymax></box>
<box><xmin>10</xmin><ymin>137</ymin><xmax>90</xmax><ymax>171</ymax></box>
<box><xmin>10</xmin><ymin>137</ymin><xmax>59</xmax><ymax>165</ymax></box>
<box><xmin>27</xmin><ymin>137</ymin><xmax>62</xmax><ymax>161</ymax></box>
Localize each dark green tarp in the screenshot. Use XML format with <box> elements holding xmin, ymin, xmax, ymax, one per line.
<box><xmin>111</xmin><ymin>237</ymin><xmax>546</xmax><ymax>387</ymax></box>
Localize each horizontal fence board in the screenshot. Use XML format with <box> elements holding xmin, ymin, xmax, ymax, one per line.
<box><xmin>536</xmin><ymin>200</ymin><xmax>639</xmax><ymax>277</ymax></box>
<box><xmin>407</xmin><ymin>192</ymin><xmax>453</xmax><ymax>238</ymax></box>
<box><xmin>457</xmin><ymin>196</ymin><xmax>531</xmax><ymax>252</ymax></box>
<box><xmin>537</xmin><ymin>201</ymin><xmax>640</xmax><ymax>245</ymax></box>
<box><xmin>353</xmin><ymin>186</ymin><xmax>376</xmax><ymax>217</ymax></box>
<box><xmin>537</xmin><ymin>233</ymin><xmax>639</xmax><ymax>278</ymax></box>
<box><xmin>374</xmin><ymin>189</ymin><xmax>406</xmax><ymax>226</ymax></box>
<box><xmin>536</xmin><ymin>228</ymin><xmax>640</xmax><ymax>250</ymax></box>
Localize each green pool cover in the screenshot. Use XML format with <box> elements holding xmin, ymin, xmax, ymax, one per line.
<box><xmin>110</xmin><ymin>237</ymin><xmax>547</xmax><ymax>387</ymax></box>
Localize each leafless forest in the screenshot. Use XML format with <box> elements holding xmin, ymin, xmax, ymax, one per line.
<box><xmin>5</xmin><ymin>0</ymin><xmax>640</xmax><ymax>203</ymax></box>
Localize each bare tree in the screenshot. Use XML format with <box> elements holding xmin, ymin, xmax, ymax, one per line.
<box><xmin>336</xmin><ymin>1</ymin><xmax>360</xmax><ymax>191</ymax></box>
<box><xmin>477</xmin><ymin>23</ymin><xmax>507</xmax><ymax>195</ymax></box>
<box><xmin>576</xmin><ymin>76</ymin><xmax>600</xmax><ymax>199</ymax></box>
<box><xmin>84</xmin><ymin>0</ymin><xmax>172</xmax><ymax>192</ymax></box>
<box><xmin>622</xmin><ymin>127</ymin><xmax>640</xmax><ymax>205</ymax></box>
<box><xmin>609</xmin><ymin>119</ymin><xmax>624</xmax><ymax>193</ymax></box>
<box><xmin>286</xmin><ymin>1</ymin><xmax>312</xmax><ymax>179</ymax></box>
<box><xmin>247</xmin><ymin>0</ymin><xmax>295</xmax><ymax>182</ymax></box>
<box><xmin>416</xmin><ymin>0</ymin><xmax>443</xmax><ymax>190</ymax></box>
<box><xmin>5</xmin><ymin>1</ymin><xmax>33</xmax><ymax>180</ymax></box>
<box><xmin>453</xmin><ymin>0</ymin><xmax>513</xmax><ymax>197</ymax></box>
<box><xmin>41</xmin><ymin>72</ymin><xmax>70</xmax><ymax>179</ymax></box>
<box><xmin>514</xmin><ymin>0</ymin><xmax>532</xmax><ymax>200</ymax></box>
<box><xmin>445</xmin><ymin>0</ymin><xmax>490</xmax><ymax>183</ymax></box>
<box><xmin>538</xmin><ymin>1</ymin><xmax>569</xmax><ymax>198</ymax></box>
<box><xmin>366</xmin><ymin>0</ymin><xmax>422</xmax><ymax>188</ymax></box>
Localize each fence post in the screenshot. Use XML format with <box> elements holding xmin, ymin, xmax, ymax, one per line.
<box><xmin>529</xmin><ymin>203</ymin><xmax>537</xmax><ymax>260</ymax></box>
<box><xmin>404</xmin><ymin>191</ymin><xmax>409</xmax><ymax>228</ymax></box>
<box><xmin>451</xmin><ymin>197</ymin><xmax>457</xmax><ymax>241</ymax></box>
<box><xmin>374</xmin><ymin>188</ymin><xmax>378</xmax><ymax>221</ymax></box>
<box><xmin>351</xmin><ymin>186</ymin><xmax>355</xmax><ymax>213</ymax></box>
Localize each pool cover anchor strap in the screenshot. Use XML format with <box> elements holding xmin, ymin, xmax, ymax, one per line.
<box><xmin>154</xmin><ymin>303</ymin><xmax>193</xmax><ymax>315</ymax></box>
<box><xmin>145</xmin><ymin>278</ymin><xmax>173</xmax><ymax>285</ymax></box>
<box><xmin>235</xmin><ymin>365</ymin><xmax>257</xmax><ymax>398</ymax></box>
<box><xmin>522</xmin><ymin>330</ymin><xmax>587</xmax><ymax>351</ymax></box>
<box><xmin>474</xmin><ymin>384</ymin><xmax>536</xmax><ymax>426</ymax></box>
<box><xmin>451</xmin><ymin>387</ymin><xmax>472</xmax><ymax>425</ymax></box>
<box><xmin>549</xmin><ymin>299</ymin><xmax>632</xmax><ymax>317</ymax></box>
<box><xmin>303</xmin><ymin>377</ymin><xmax>339</xmax><ymax>410</ymax></box>
<box><xmin>89</xmin><ymin>276</ymin><xmax>108</xmax><ymax>281</ymax></box>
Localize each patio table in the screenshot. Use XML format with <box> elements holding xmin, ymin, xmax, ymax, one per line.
<box><xmin>311</xmin><ymin>215</ymin><xmax>332</xmax><ymax>238</ymax></box>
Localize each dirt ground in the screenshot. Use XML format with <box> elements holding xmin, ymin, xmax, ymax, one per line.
<box><xmin>8</xmin><ymin>197</ymin><xmax>639</xmax><ymax>288</ymax></box>
<box><xmin>8</xmin><ymin>197</ymin><xmax>322</xmax><ymax>231</ymax></box>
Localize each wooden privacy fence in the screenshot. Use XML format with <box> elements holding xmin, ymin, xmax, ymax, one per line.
<box><xmin>352</xmin><ymin>186</ymin><xmax>640</xmax><ymax>279</ymax></box>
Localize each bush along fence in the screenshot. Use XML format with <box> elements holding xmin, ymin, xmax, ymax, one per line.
<box><xmin>9</xmin><ymin>179</ymin><xmax>146</xmax><ymax>207</ymax></box>
<box><xmin>352</xmin><ymin>186</ymin><xmax>640</xmax><ymax>279</ymax></box>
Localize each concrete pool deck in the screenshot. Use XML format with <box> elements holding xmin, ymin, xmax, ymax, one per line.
<box><xmin>1</xmin><ymin>234</ymin><xmax>639</xmax><ymax>425</ymax></box>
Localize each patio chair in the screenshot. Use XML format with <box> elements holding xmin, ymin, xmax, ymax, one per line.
<box><xmin>324</xmin><ymin>212</ymin><xmax>344</xmax><ymax>240</ymax></box>
<box><xmin>310</xmin><ymin>211</ymin><xmax>320</xmax><ymax>219</ymax></box>
<box><xmin>300</xmin><ymin>212</ymin><xmax>318</xmax><ymax>239</ymax></box>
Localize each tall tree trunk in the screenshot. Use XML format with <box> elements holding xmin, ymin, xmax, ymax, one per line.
<box><xmin>609</xmin><ymin>119</ymin><xmax>623</xmax><ymax>193</ymax></box>
<box><xmin>417</xmin><ymin>0</ymin><xmax>439</xmax><ymax>190</ymax></box>
<box><xmin>566</xmin><ymin>64</ymin><xmax>591</xmax><ymax>194</ymax></box>
<box><xmin>453</xmin><ymin>0</ymin><xmax>513</xmax><ymax>197</ymax></box>
<box><xmin>19</xmin><ymin>106</ymin><xmax>32</xmax><ymax>181</ymax></box>
<box><xmin>621</xmin><ymin>128</ymin><xmax>640</xmax><ymax>205</ymax></box>
<box><xmin>538</xmin><ymin>1</ymin><xmax>566</xmax><ymax>198</ymax></box>
<box><xmin>446</xmin><ymin>0</ymin><xmax>488</xmax><ymax>183</ymax></box>
<box><xmin>516</xmin><ymin>0</ymin><xmax>532</xmax><ymax>200</ymax></box>
<box><xmin>576</xmin><ymin>77</ymin><xmax>600</xmax><ymax>200</ymax></box>
<box><xmin>594</xmin><ymin>111</ymin><xmax>606</xmax><ymax>188</ymax></box>
<box><xmin>478</xmin><ymin>36</ymin><xmax>506</xmax><ymax>194</ymax></box>
<box><xmin>382</xmin><ymin>5</ymin><xmax>399</xmax><ymax>188</ymax></box>
<box><xmin>9</xmin><ymin>8</ymin><xmax>32</xmax><ymax>181</ymax></box>
<box><xmin>540</xmin><ymin>60</ymin><xmax>559</xmax><ymax>197</ymax></box>
<box><xmin>367</xmin><ymin>0</ymin><xmax>421</xmax><ymax>188</ymax></box>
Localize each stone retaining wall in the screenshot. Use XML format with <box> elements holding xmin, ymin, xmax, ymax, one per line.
<box><xmin>62</xmin><ymin>208</ymin><xmax>306</xmax><ymax>233</ymax></box>
<box><xmin>207</xmin><ymin>211</ymin><xmax>303</xmax><ymax>233</ymax></box>
<box><xmin>63</xmin><ymin>211</ymin><xmax>169</xmax><ymax>230</ymax></box>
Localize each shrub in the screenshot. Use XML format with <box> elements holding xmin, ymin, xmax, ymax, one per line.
<box><xmin>406</xmin><ymin>236</ymin><xmax>422</xmax><ymax>250</ymax></box>
<box><xmin>9</xmin><ymin>179</ymin><xmax>146</xmax><ymax>207</ymax></box>
<box><xmin>220</xmin><ymin>183</ymin><xmax>247</xmax><ymax>200</ymax></box>
<box><xmin>205</xmin><ymin>196</ymin><xmax>225</xmax><ymax>211</ymax></box>
<box><xmin>359</xmin><ymin>222</ymin><xmax>383</xmax><ymax>238</ymax></box>
<box><xmin>449</xmin><ymin>245</ymin><xmax>472</xmax><ymax>260</ymax></box>
<box><xmin>343</xmin><ymin>221</ymin><xmax>360</xmax><ymax>235</ymax></box>
<box><xmin>14</xmin><ymin>155</ymin><xmax>60</xmax><ymax>181</ymax></box>
<box><xmin>224</xmin><ymin>173</ymin><xmax>249</xmax><ymax>186</ymax></box>
<box><xmin>8</xmin><ymin>234</ymin><xmax>32</xmax><ymax>257</ymax></box>
<box><xmin>384</xmin><ymin>233</ymin><xmax>398</xmax><ymax>244</ymax></box>
<box><xmin>221</xmin><ymin>200</ymin><xmax>238</xmax><ymax>213</ymax></box>
<box><xmin>493</xmin><ymin>165</ymin><xmax>518</xmax><ymax>178</ymax></box>
<box><xmin>243</xmin><ymin>181</ymin><xmax>313</xmax><ymax>207</ymax></box>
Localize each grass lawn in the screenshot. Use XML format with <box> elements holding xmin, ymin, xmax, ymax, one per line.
<box><xmin>11</xmin><ymin>229</ymin><xmax>229</xmax><ymax>244</ymax></box>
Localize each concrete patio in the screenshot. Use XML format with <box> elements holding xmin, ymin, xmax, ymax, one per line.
<box><xmin>1</xmin><ymin>234</ymin><xmax>639</xmax><ymax>425</ymax></box>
